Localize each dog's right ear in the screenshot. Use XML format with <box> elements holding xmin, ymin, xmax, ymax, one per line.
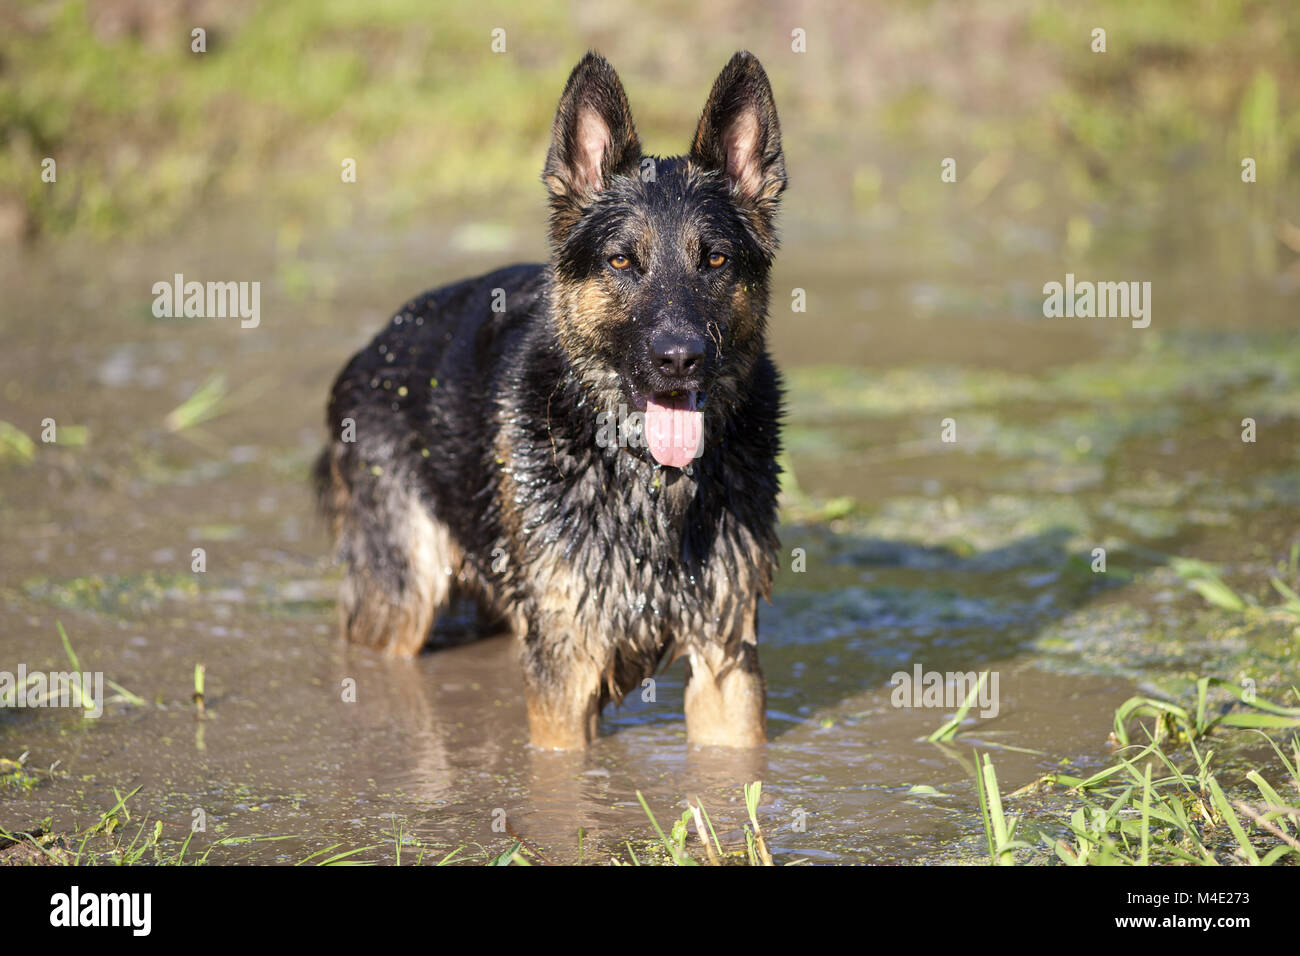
<box><xmin>543</xmin><ymin>53</ymin><xmax>642</xmax><ymax>241</ymax></box>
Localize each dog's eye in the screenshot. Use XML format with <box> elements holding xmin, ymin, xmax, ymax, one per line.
<box><xmin>608</xmin><ymin>254</ymin><xmax>632</xmax><ymax>271</ymax></box>
<box><xmin>706</xmin><ymin>252</ymin><xmax>728</xmax><ymax>269</ymax></box>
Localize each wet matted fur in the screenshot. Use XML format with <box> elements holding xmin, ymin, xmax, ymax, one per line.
<box><xmin>317</xmin><ymin>50</ymin><xmax>787</xmax><ymax>749</ymax></box>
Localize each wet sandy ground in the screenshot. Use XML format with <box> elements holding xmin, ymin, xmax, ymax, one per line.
<box><xmin>1</xmin><ymin>197</ymin><xmax>1297</xmax><ymax>863</ymax></box>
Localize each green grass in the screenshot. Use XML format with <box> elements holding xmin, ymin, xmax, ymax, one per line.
<box><xmin>0</xmin><ymin>786</ymin><xmax>299</xmax><ymax>865</ymax></box>
<box><xmin>23</xmin><ymin>572</ymin><xmax>200</xmax><ymax>616</ymax></box>
<box><xmin>3</xmin><ymin>0</ymin><xmax>1296</xmax><ymax>241</ymax></box>
<box><xmin>1171</xmin><ymin>550</ymin><xmax>1300</xmax><ymax>623</ymax></box>
<box><xmin>621</xmin><ymin>783</ymin><xmax>777</xmax><ymax>866</ymax></box>
<box><xmin>1042</xmin><ymin>734</ymin><xmax>1300</xmax><ymax>866</ymax></box>
<box><xmin>0</xmin><ymin>620</ymin><xmax>145</xmax><ymax>713</ymax></box>
<box><xmin>7</xmin><ymin>734</ymin><xmax>1297</xmax><ymax>865</ymax></box>
<box><xmin>927</xmin><ymin>671</ymin><xmax>992</xmax><ymax>742</ymax></box>
<box><xmin>0</xmin><ymin>0</ymin><xmax>644</xmax><ymax>238</ymax></box>
<box><xmin>164</xmin><ymin>374</ymin><xmax>231</xmax><ymax>432</ymax></box>
<box><xmin>975</xmin><ymin>752</ymin><xmax>1031</xmax><ymax>864</ymax></box>
<box><xmin>1111</xmin><ymin>677</ymin><xmax>1300</xmax><ymax>748</ymax></box>
<box><xmin>0</xmin><ymin>421</ymin><xmax>36</xmax><ymax>463</ymax></box>
<box><xmin>975</xmin><ymin>711</ymin><xmax>1300</xmax><ymax>866</ymax></box>
<box><xmin>994</xmin><ymin>686</ymin><xmax>1300</xmax><ymax>865</ymax></box>
<box><xmin>0</xmin><ymin>787</ymin><xmax>481</xmax><ymax>866</ymax></box>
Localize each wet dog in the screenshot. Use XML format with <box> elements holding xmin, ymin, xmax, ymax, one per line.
<box><xmin>317</xmin><ymin>51</ymin><xmax>786</xmax><ymax>749</ymax></box>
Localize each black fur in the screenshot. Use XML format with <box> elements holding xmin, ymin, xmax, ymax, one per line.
<box><xmin>318</xmin><ymin>51</ymin><xmax>788</xmax><ymax>748</ymax></box>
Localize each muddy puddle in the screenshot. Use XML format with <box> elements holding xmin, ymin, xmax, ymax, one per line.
<box><xmin>1</xmin><ymin>193</ymin><xmax>1297</xmax><ymax>864</ymax></box>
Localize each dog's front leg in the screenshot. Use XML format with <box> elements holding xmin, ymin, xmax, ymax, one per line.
<box><xmin>520</xmin><ymin>629</ymin><xmax>602</xmax><ymax>750</ymax></box>
<box><xmin>683</xmin><ymin>603</ymin><xmax>767</xmax><ymax>747</ymax></box>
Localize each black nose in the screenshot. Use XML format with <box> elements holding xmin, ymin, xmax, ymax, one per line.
<box><xmin>649</xmin><ymin>331</ymin><xmax>705</xmax><ymax>380</ymax></box>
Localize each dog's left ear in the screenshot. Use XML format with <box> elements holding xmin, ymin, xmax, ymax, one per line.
<box><xmin>690</xmin><ymin>52</ymin><xmax>786</xmax><ymax>205</ymax></box>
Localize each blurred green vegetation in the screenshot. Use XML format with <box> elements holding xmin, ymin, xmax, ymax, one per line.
<box><xmin>0</xmin><ymin>0</ymin><xmax>584</xmax><ymax>237</ymax></box>
<box><xmin>0</xmin><ymin>0</ymin><xmax>1297</xmax><ymax>241</ymax></box>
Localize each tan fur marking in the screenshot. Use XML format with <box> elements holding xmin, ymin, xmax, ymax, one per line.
<box><xmin>344</xmin><ymin>495</ymin><xmax>457</xmax><ymax>656</ymax></box>
<box><xmin>564</xmin><ymin>279</ymin><xmax>624</xmax><ymax>342</ymax></box>
<box><xmin>728</xmin><ymin>283</ymin><xmax>765</xmax><ymax>345</ymax></box>
<box><xmin>325</xmin><ymin>456</ymin><xmax>349</xmax><ymax>538</ymax></box>
<box><xmin>683</xmin><ymin>602</ymin><xmax>766</xmax><ymax>747</ymax></box>
<box><xmin>325</xmin><ymin>446</ymin><xmax>470</xmax><ymax>656</ymax></box>
<box><xmin>523</xmin><ymin>664</ymin><xmax>602</xmax><ymax>750</ymax></box>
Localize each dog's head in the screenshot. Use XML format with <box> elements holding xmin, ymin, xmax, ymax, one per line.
<box><xmin>543</xmin><ymin>51</ymin><xmax>786</xmax><ymax>469</ymax></box>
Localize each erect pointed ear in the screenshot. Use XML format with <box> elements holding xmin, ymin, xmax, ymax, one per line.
<box><xmin>690</xmin><ymin>52</ymin><xmax>786</xmax><ymax>205</ymax></box>
<box><xmin>543</xmin><ymin>53</ymin><xmax>642</xmax><ymax>212</ymax></box>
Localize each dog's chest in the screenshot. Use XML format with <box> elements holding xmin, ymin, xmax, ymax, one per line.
<box><xmin>511</xmin><ymin>448</ymin><xmax>768</xmax><ymax>643</ymax></box>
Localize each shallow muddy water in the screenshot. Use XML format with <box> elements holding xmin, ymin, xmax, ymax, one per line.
<box><xmin>1</xmin><ymin>184</ymin><xmax>1297</xmax><ymax>863</ymax></box>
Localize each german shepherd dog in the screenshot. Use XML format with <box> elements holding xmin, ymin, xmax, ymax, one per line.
<box><xmin>317</xmin><ymin>51</ymin><xmax>786</xmax><ymax>749</ymax></box>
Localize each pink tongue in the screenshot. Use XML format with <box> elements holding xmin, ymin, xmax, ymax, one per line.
<box><xmin>644</xmin><ymin>392</ymin><xmax>703</xmax><ymax>468</ymax></box>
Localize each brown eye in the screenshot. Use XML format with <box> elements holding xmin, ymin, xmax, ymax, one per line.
<box><xmin>609</xmin><ymin>254</ymin><xmax>632</xmax><ymax>270</ymax></box>
<box><xmin>707</xmin><ymin>252</ymin><xmax>727</xmax><ymax>268</ymax></box>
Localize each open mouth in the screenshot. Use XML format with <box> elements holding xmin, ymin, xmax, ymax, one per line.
<box><xmin>642</xmin><ymin>389</ymin><xmax>704</xmax><ymax>469</ymax></box>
